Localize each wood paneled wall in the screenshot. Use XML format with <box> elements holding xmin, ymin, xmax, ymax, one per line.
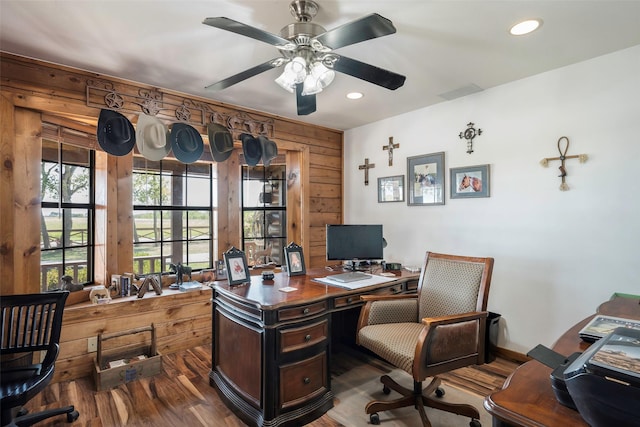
<box><xmin>0</xmin><ymin>52</ymin><xmax>343</xmax><ymax>382</ymax></box>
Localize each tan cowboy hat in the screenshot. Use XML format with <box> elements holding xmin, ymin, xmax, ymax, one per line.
<box><xmin>207</xmin><ymin>123</ymin><xmax>234</xmax><ymax>162</ymax></box>
<box><xmin>170</xmin><ymin>123</ymin><xmax>204</xmax><ymax>164</ymax></box>
<box><xmin>97</xmin><ymin>109</ymin><xmax>136</xmax><ymax>156</ymax></box>
<box><xmin>258</xmin><ymin>135</ymin><xmax>278</xmax><ymax>167</ymax></box>
<box><xmin>136</xmin><ymin>113</ymin><xmax>170</xmax><ymax>161</ymax></box>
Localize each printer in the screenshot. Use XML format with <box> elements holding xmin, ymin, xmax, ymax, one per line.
<box><xmin>528</xmin><ymin>326</ymin><xmax>640</xmax><ymax>427</ymax></box>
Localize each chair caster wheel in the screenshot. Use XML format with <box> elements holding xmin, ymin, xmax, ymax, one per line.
<box><xmin>382</xmin><ymin>385</ymin><xmax>391</xmax><ymax>395</ymax></box>
<box><xmin>67</xmin><ymin>410</ymin><xmax>80</xmax><ymax>422</ymax></box>
<box><xmin>435</xmin><ymin>387</ymin><xmax>445</xmax><ymax>398</ymax></box>
<box><xmin>469</xmin><ymin>419</ymin><xmax>481</xmax><ymax>427</ymax></box>
<box><xmin>370</xmin><ymin>413</ymin><xmax>380</xmax><ymax>425</ymax></box>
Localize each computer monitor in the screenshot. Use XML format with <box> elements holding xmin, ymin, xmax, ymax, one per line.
<box><xmin>326</xmin><ymin>224</ymin><xmax>384</xmax><ymax>269</ymax></box>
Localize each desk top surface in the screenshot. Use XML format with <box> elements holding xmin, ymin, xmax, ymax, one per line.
<box><xmin>484</xmin><ymin>296</ymin><xmax>640</xmax><ymax>427</ymax></box>
<box><xmin>211</xmin><ymin>268</ymin><xmax>419</xmax><ymax>309</ymax></box>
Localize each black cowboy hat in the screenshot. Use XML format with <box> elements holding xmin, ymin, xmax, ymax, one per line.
<box><xmin>207</xmin><ymin>123</ymin><xmax>234</xmax><ymax>162</ymax></box>
<box><xmin>170</xmin><ymin>123</ymin><xmax>204</xmax><ymax>164</ymax></box>
<box><xmin>258</xmin><ymin>135</ymin><xmax>278</xmax><ymax>167</ymax></box>
<box><xmin>241</xmin><ymin>133</ymin><xmax>262</xmax><ymax>167</ymax></box>
<box><xmin>97</xmin><ymin>109</ymin><xmax>136</xmax><ymax>156</ymax></box>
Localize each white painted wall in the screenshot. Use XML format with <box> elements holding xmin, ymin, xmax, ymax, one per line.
<box><xmin>343</xmin><ymin>45</ymin><xmax>640</xmax><ymax>354</ymax></box>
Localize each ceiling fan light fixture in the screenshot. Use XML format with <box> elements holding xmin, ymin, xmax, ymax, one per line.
<box><xmin>302</xmin><ymin>61</ymin><xmax>335</xmax><ymax>95</ymax></box>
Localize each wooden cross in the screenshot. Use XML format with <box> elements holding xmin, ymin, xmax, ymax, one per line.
<box><xmin>540</xmin><ymin>136</ymin><xmax>588</xmax><ymax>191</ymax></box>
<box><xmin>382</xmin><ymin>137</ymin><xmax>399</xmax><ymax>166</ymax></box>
<box><xmin>358</xmin><ymin>158</ymin><xmax>375</xmax><ymax>186</ymax></box>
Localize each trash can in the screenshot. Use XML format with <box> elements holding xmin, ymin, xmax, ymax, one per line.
<box><xmin>485</xmin><ymin>312</ymin><xmax>501</xmax><ymax>363</ymax></box>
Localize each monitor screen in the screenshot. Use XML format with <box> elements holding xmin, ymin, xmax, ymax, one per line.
<box><xmin>326</xmin><ymin>224</ymin><xmax>384</xmax><ymax>262</ymax></box>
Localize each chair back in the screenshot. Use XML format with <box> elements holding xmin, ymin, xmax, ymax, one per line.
<box><xmin>417</xmin><ymin>252</ymin><xmax>493</xmax><ymax>320</ymax></box>
<box><xmin>1</xmin><ymin>291</ymin><xmax>69</xmax><ymax>367</ymax></box>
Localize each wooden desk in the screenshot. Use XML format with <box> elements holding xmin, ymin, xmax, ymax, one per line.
<box><xmin>484</xmin><ymin>295</ymin><xmax>640</xmax><ymax>427</ymax></box>
<box><xmin>208</xmin><ymin>269</ymin><xmax>419</xmax><ymax>427</ymax></box>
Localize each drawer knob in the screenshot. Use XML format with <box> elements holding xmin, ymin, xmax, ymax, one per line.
<box><xmin>303</xmin><ymin>377</ymin><xmax>310</xmax><ymax>384</ymax></box>
<box><xmin>304</xmin><ymin>334</ymin><xmax>312</xmax><ymax>342</ymax></box>
<box><xmin>390</xmin><ymin>287</ymin><xmax>397</xmax><ymax>293</ymax></box>
<box><xmin>347</xmin><ymin>297</ymin><xmax>353</xmax><ymax>303</ymax></box>
<box><xmin>303</xmin><ymin>308</ymin><xmax>310</xmax><ymax>315</ymax></box>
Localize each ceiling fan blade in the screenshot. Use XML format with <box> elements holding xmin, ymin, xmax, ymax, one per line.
<box><xmin>314</xmin><ymin>13</ymin><xmax>396</xmax><ymax>50</ymax></box>
<box><xmin>205</xmin><ymin>59</ymin><xmax>281</xmax><ymax>90</ymax></box>
<box><xmin>203</xmin><ymin>17</ymin><xmax>292</xmax><ymax>48</ymax></box>
<box><xmin>296</xmin><ymin>84</ymin><xmax>316</xmax><ymax>115</ymax></box>
<box><xmin>332</xmin><ymin>55</ymin><xmax>406</xmax><ymax>90</ymax></box>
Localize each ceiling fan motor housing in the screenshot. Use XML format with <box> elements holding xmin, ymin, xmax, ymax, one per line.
<box><xmin>289</xmin><ymin>0</ymin><xmax>319</xmax><ymax>22</ymax></box>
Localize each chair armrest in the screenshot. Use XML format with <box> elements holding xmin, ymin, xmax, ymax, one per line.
<box><xmin>357</xmin><ymin>296</ymin><xmax>418</xmax><ymax>336</ymax></box>
<box><xmin>414</xmin><ymin>311</ymin><xmax>488</xmax><ymax>380</ymax></box>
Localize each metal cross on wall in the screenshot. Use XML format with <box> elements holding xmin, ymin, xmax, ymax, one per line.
<box><xmin>358</xmin><ymin>158</ymin><xmax>375</xmax><ymax>185</ymax></box>
<box><xmin>382</xmin><ymin>137</ymin><xmax>400</xmax><ymax>166</ymax></box>
<box><xmin>458</xmin><ymin>122</ymin><xmax>482</xmax><ymax>154</ymax></box>
<box><xmin>540</xmin><ymin>136</ymin><xmax>588</xmax><ymax>191</ymax></box>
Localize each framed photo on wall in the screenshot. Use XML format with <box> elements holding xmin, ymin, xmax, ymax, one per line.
<box><xmin>450</xmin><ymin>164</ymin><xmax>490</xmax><ymax>199</ymax></box>
<box><xmin>223</xmin><ymin>246</ymin><xmax>251</xmax><ymax>286</ymax></box>
<box><xmin>284</xmin><ymin>242</ymin><xmax>306</xmax><ymax>276</ymax></box>
<box><xmin>407</xmin><ymin>152</ymin><xmax>445</xmax><ymax>206</ymax></box>
<box><xmin>378</xmin><ymin>175</ymin><xmax>405</xmax><ymax>203</ymax></box>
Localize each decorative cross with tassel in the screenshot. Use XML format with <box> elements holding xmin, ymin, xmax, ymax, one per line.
<box><xmin>540</xmin><ymin>136</ymin><xmax>588</xmax><ymax>191</ymax></box>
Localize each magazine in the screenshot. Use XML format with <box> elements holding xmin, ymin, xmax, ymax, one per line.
<box><xmin>578</xmin><ymin>315</ymin><xmax>640</xmax><ymax>342</ymax></box>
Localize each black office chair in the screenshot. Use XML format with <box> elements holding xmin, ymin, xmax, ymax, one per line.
<box><xmin>1</xmin><ymin>291</ymin><xmax>79</xmax><ymax>427</ymax></box>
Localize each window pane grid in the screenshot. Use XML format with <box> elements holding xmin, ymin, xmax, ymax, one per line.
<box><xmin>40</xmin><ymin>139</ymin><xmax>94</xmax><ymax>291</ymax></box>
<box><xmin>241</xmin><ymin>165</ymin><xmax>286</xmax><ymax>266</ymax></box>
<box><xmin>132</xmin><ymin>159</ymin><xmax>216</xmax><ymax>276</ymax></box>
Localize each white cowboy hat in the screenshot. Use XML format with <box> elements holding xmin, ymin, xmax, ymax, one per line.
<box><xmin>136</xmin><ymin>113</ymin><xmax>170</xmax><ymax>161</ymax></box>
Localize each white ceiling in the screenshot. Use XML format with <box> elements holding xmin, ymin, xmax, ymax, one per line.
<box><xmin>1</xmin><ymin>1</ymin><xmax>639</xmax><ymax>131</ymax></box>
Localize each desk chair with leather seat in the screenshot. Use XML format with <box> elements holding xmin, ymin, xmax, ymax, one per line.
<box><xmin>357</xmin><ymin>252</ymin><xmax>494</xmax><ymax>426</ymax></box>
<box><xmin>1</xmin><ymin>291</ymin><xmax>79</xmax><ymax>427</ymax></box>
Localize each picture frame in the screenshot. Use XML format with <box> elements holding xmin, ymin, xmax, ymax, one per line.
<box><xmin>377</xmin><ymin>175</ymin><xmax>405</xmax><ymax>203</ymax></box>
<box><xmin>283</xmin><ymin>242</ymin><xmax>306</xmax><ymax>276</ymax></box>
<box><xmin>223</xmin><ymin>246</ymin><xmax>251</xmax><ymax>286</ymax></box>
<box><xmin>450</xmin><ymin>164</ymin><xmax>490</xmax><ymax>199</ymax></box>
<box><xmin>407</xmin><ymin>152</ymin><xmax>445</xmax><ymax>206</ymax></box>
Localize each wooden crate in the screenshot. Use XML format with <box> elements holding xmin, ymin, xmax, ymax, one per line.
<box><xmin>93</xmin><ymin>325</ymin><xmax>162</xmax><ymax>391</ymax></box>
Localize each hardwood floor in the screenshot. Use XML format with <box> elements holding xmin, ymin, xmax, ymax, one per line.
<box><xmin>22</xmin><ymin>346</ymin><xmax>519</xmax><ymax>427</ymax></box>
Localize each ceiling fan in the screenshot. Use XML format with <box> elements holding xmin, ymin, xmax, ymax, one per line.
<box><xmin>203</xmin><ymin>0</ymin><xmax>406</xmax><ymax>115</ymax></box>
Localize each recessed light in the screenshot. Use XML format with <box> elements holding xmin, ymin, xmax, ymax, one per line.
<box><xmin>509</xmin><ymin>19</ymin><xmax>542</xmax><ymax>36</ymax></box>
<box><xmin>346</xmin><ymin>92</ymin><xmax>363</xmax><ymax>100</ymax></box>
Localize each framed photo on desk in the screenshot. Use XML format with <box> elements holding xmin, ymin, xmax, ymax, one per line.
<box><xmin>284</xmin><ymin>242</ymin><xmax>306</xmax><ymax>276</ymax></box>
<box><xmin>223</xmin><ymin>246</ymin><xmax>250</xmax><ymax>286</ymax></box>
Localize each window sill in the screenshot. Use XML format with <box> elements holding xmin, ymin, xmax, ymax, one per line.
<box><xmin>64</xmin><ymin>284</ymin><xmax>212</xmax><ymax>309</ymax></box>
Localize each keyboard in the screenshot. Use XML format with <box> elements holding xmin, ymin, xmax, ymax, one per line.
<box><xmin>328</xmin><ymin>271</ymin><xmax>370</xmax><ymax>283</ymax></box>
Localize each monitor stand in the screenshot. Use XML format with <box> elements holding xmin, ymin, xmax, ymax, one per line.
<box><xmin>344</xmin><ymin>260</ymin><xmax>369</xmax><ymax>272</ymax></box>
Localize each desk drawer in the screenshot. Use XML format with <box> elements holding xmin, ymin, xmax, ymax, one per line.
<box><xmin>279</xmin><ymin>319</ymin><xmax>328</xmax><ymax>354</ymax></box>
<box><xmin>334</xmin><ymin>284</ymin><xmax>404</xmax><ymax>309</ymax></box>
<box><xmin>279</xmin><ymin>352</ymin><xmax>328</xmax><ymax>409</ymax></box>
<box><xmin>278</xmin><ymin>301</ymin><xmax>327</xmax><ymax>322</ymax></box>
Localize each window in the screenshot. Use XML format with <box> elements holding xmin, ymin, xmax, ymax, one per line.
<box><xmin>242</xmin><ymin>165</ymin><xmax>286</xmax><ymax>266</ymax></box>
<box><xmin>40</xmin><ymin>139</ymin><xmax>95</xmax><ymax>290</ymax></box>
<box><xmin>132</xmin><ymin>158</ymin><xmax>216</xmax><ymax>276</ymax></box>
